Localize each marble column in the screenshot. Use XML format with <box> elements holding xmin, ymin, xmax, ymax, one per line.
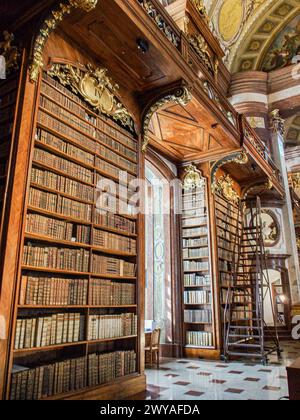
<box><xmin>270</xmin><ymin>110</ymin><xmax>300</xmax><ymax>303</ymax></box>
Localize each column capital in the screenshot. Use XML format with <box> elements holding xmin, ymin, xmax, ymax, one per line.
<box><xmin>270</xmin><ymin>109</ymin><xmax>285</xmax><ymax>137</ymax></box>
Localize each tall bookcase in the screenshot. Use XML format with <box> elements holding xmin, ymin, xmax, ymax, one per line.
<box><xmin>7</xmin><ymin>72</ymin><xmax>143</xmax><ymax>400</ymax></box>
<box><xmin>215</xmin><ymin>192</ymin><xmax>242</xmax><ymax>336</ymax></box>
<box><xmin>181</xmin><ymin>179</ymin><xmax>215</xmax><ymax>356</ymax></box>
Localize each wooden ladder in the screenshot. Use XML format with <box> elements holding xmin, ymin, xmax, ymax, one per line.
<box><xmin>223</xmin><ymin>197</ymin><xmax>281</xmax><ymax>364</ymax></box>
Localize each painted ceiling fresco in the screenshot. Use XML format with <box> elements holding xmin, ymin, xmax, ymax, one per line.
<box><xmin>261</xmin><ymin>14</ymin><xmax>300</xmax><ymax>72</ymax></box>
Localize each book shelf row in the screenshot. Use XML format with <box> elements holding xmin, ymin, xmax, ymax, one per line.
<box><xmin>10</xmin><ymin>350</ymin><xmax>137</xmax><ymax>400</ymax></box>
<box><xmin>19</xmin><ymin>275</ymin><xmax>136</xmax><ymax>307</ymax></box>
<box><xmin>15</xmin><ymin>312</ymin><xmax>137</xmax><ymax>350</ymax></box>
<box><xmin>181</xmin><ymin>179</ymin><xmax>214</xmax><ymax>351</ymax></box>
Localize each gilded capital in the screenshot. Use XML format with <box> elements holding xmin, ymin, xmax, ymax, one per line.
<box><xmin>270</xmin><ymin>109</ymin><xmax>285</xmax><ymax>137</ymax></box>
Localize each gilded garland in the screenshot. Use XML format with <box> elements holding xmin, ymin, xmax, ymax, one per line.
<box><xmin>29</xmin><ymin>0</ymin><xmax>99</xmax><ymax>82</ymax></box>
<box><xmin>48</xmin><ymin>63</ymin><xmax>134</xmax><ymax>131</ymax></box>
<box><xmin>142</xmin><ymin>86</ymin><xmax>192</xmax><ymax>153</ymax></box>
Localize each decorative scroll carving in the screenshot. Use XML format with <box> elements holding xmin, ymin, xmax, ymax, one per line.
<box><xmin>0</xmin><ymin>31</ymin><xmax>20</xmax><ymax>75</ymax></box>
<box><xmin>191</xmin><ymin>0</ymin><xmax>209</xmax><ymax>23</ymax></box>
<box><xmin>142</xmin><ymin>86</ymin><xmax>192</xmax><ymax>153</ymax></box>
<box><xmin>189</xmin><ymin>34</ymin><xmax>215</xmax><ymax>75</ymax></box>
<box><xmin>29</xmin><ymin>0</ymin><xmax>98</xmax><ymax>82</ymax></box>
<box><xmin>270</xmin><ymin>109</ymin><xmax>285</xmax><ymax>137</ymax></box>
<box><xmin>137</xmin><ymin>0</ymin><xmax>180</xmax><ymax>47</ymax></box>
<box><xmin>48</xmin><ymin>63</ymin><xmax>134</xmax><ymax>131</ymax></box>
<box><xmin>213</xmin><ymin>174</ymin><xmax>239</xmax><ymax>204</ymax></box>
<box><xmin>211</xmin><ymin>150</ymin><xmax>248</xmax><ymax>190</ymax></box>
<box><xmin>183</xmin><ymin>164</ymin><xmax>205</xmax><ymax>191</ymax></box>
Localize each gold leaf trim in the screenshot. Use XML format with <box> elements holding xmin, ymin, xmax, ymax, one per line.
<box><xmin>29</xmin><ymin>0</ymin><xmax>98</xmax><ymax>82</ymax></box>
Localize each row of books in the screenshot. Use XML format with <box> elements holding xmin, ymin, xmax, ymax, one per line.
<box><xmin>184</xmin><ymin>274</ymin><xmax>211</xmax><ymax>287</ymax></box>
<box><xmin>95</xmin><ymin>212</ymin><xmax>136</xmax><ymax>235</ymax></box>
<box><xmin>23</xmin><ymin>244</ymin><xmax>90</xmax><ymax>272</ymax></box>
<box><xmin>42</xmin><ymin>74</ymin><xmax>137</xmax><ymax>151</ymax></box>
<box><xmin>186</xmin><ymin>331</ymin><xmax>213</xmax><ymax>348</ymax></box>
<box><xmin>90</xmin><ymin>279</ymin><xmax>135</xmax><ymax>306</ymax></box>
<box><xmin>182</xmin><ymin>237</ymin><xmax>208</xmax><ymax>248</ymax></box>
<box><xmin>182</xmin><ymin>217</ymin><xmax>207</xmax><ymax>227</ymax></box>
<box><xmin>184</xmin><ymin>290</ymin><xmax>211</xmax><ymax>305</ymax></box>
<box><xmin>182</xmin><ymin>208</ymin><xmax>206</xmax><ymax>218</ymax></box>
<box><xmin>95</xmin><ymin>192</ymin><xmax>137</xmax><ymax>216</ymax></box>
<box><xmin>41</xmin><ymin>81</ymin><xmax>96</xmax><ymax>123</ymax></box>
<box><xmin>218</xmin><ymin>248</ymin><xmax>233</xmax><ymax>262</ymax></box>
<box><xmin>184</xmin><ymin>310</ymin><xmax>212</xmax><ymax>323</ymax></box>
<box><xmin>182</xmin><ymin>227</ymin><xmax>207</xmax><ymax>238</ymax></box>
<box><xmin>92</xmin><ymin>254</ymin><xmax>136</xmax><ymax>277</ymax></box>
<box><xmin>19</xmin><ymin>275</ymin><xmax>88</xmax><ymax>306</ymax></box>
<box><xmin>10</xmin><ymin>349</ymin><xmax>136</xmax><ymax>399</ymax></box>
<box><xmin>183</xmin><ymin>261</ymin><xmax>209</xmax><ymax>272</ymax></box>
<box><xmin>26</xmin><ymin>213</ymin><xmax>91</xmax><ymax>244</ymax></box>
<box><xmin>88</xmin><ymin>313</ymin><xmax>137</xmax><ymax>340</ymax></box>
<box><xmin>37</xmin><ymin>102</ymin><xmax>137</xmax><ymax>173</ymax></box>
<box><xmin>33</xmin><ymin>146</ymin><xmax>93</xmax><ymax>184</ymax></box>
<box><xmin>41</xmin><ymin>80</ymin><xmax>138</xmax><ymax>161</ymax></box>
<box><xmin>31</xmin><ymin>167</ymin><xmax>94</xmax><ymax>203</ymax></box>
<box><xmin>93</xmin><ymin>228</ymin><xmax>136</xmax><ymax>254</ymax></box>
<box><xmin>36</xmin><ymin>128</ymin><xmax>95</xmax><ymax>166</ymax></box>
<box><xmin>40</xmin><ymin>95</ymin><xmax>98</xmax><ymax>139</ymax></box>
<box><xmin>15</xmin><ymin>313</ymin><xmax>85</xmax><ymax>349</ymax></box>
<box><xmin>29</xmin><ymin>187</ymin><xmax>93</xmax><ymax>221</ymax></box>
<box><xmin>219</xmin><ymin>259</ymin><xmax>232</xmax><ymax>272</ymax></box>
<box><xmin>183</xmin><ymin>248</ymin><xmax>209</xmax><ymax>259</ymax></box>
<box><xmin>88</xmin><ymin>350</ymin><xmax>136</xmax><ymax>388</ymax></box>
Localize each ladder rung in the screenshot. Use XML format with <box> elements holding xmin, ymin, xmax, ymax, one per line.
<box><xmin>228</xmin><ymin>334</ymin><xmax>260</xmax><ymax>339</ymax></box>
<box><xmin>227</xmin><ymin>351</ymin><xmax>263</xmax><ymax>358</ymax></box>
<box><xmin>228</xmin><ymin>343</ymin><xmax>262</xmax><ymax>349</ymax></box>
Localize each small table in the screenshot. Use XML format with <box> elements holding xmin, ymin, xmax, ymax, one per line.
<box><xmin>287</xmin><ymin>357</ymin><xmax>300</xmax><ymax>400</ymax></box>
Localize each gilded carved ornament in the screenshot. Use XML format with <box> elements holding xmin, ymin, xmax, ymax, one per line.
<box><xmin>0</xmin><ymin>31</ymin><xmax>20</xmax><ymax>74</ymax></box>
<box><xmin>213</xmin><ymin>174</ymin><xmax>240</xmax><ymax>204</ymax></box>
<box><xmin>142</xmin><ymin>86</ymin><xmax>192</xmax><ymax>153</ymax></box>
<box><xmin>270</xmin><ymin>109</ymin><xmax>286</xmax><ymax>137</ymax></box>
<box><xmin>211</xmin><ymin>150</ymin><xmax>249</xmax><ymax>191</ymax></box>
<box><xmin>192</xmin><ymin>0</ymin><xmax>210</xmax><ymax>24</ymax></box>
<box><xmin>29</xmin><ymin>0</ymin><xmax>98</xmax><ymax>82</ymax></box>
<box><xmin>183</xmin><ymin>164</ymin><xmax>205</xmax><ymax>191</ymax></box>
<box><xmin>47</xmin><ymin>63</ymin><xmax>134</xmax><ymax>131</ymax></box>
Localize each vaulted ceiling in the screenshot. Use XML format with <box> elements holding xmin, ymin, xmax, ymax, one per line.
<box><xmin>160</xmin><ymin>1</ymin><xmax>300</xmax><ymax>73</ymax></box>
<box><xmin>206</xmin><ymin>0</ymin><xmax>300</xmax><ymax>73</ymax></box>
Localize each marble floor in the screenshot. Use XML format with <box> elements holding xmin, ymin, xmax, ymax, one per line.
<box><xmin>143</xmin><ymin>341</ymin><xmax>300</xmax><ymax>400</ymax></box>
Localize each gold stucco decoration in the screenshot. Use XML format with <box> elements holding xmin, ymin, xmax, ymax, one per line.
<box><xmin>47</xmin><ymin>63</ymin><xmax>134</xmax><ymax>131</ymax></box>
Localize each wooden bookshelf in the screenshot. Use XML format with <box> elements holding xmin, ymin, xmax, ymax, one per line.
<box><xmin>214</xmin><ymin>192</ymin><xmax>242</xmax><ymax>334</ymax></box>
<box><xmin>181</xmin><ymin>179</ymin><xmax>215</xmax><ymax>356</ymax></box>
<box><xmin>7</xmin><ymin>72</ymin><xmax>143</xmax><ymax>400</ymax></box>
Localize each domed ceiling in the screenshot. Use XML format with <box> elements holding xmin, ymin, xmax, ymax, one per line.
<box><xmin>205</xmin><ymin>0</ymin><xmax>300</xmax><ymax>72</ymax></box>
